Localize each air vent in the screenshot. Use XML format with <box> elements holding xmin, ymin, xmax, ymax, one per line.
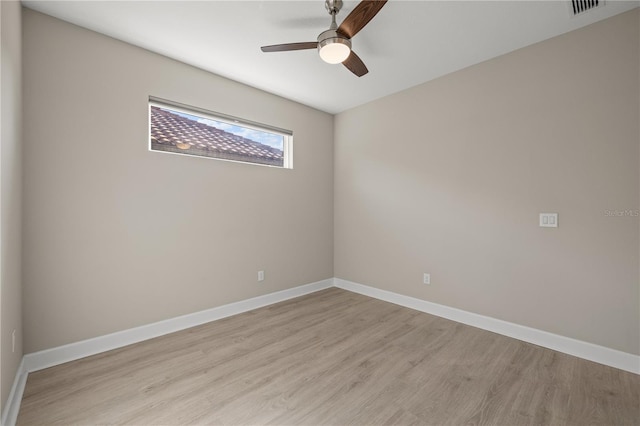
<box><xmin>569</xmin><ymin>0</ymin><xmax>603</xmax><ymax>16</ymax></box>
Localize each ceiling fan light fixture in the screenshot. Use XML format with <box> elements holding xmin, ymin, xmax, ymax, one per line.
<box><xmin>318</xmin><ymin>31</ymin><xmax>351</xmax><ymax>64</ymax></box>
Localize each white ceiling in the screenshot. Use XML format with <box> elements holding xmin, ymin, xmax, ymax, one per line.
<box><xmin>22</xmin><ymin>0</ymin><xmax>639</xmax><ymax>114</ymax></box>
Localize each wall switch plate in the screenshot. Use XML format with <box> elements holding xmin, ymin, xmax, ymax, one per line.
<box><xmin>12</xmin><ymin>330</ymin><xmax>16</xmax><ymax>353</ymax></box>
<box><xmin>258</xmin><ymin>270</ymin><xmax>265</xmax><ymax>282</ymax></box>
<box><xmin>539</xmin><ymin>213</ymin><xmax>558</xmax><ymax>227</ymax></box>
<box><xmin>423</xmin><ymin>273</ymin><xmax>431</xmax><ymax>285</ymax></box>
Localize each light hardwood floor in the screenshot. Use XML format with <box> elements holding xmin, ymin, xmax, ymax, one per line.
<box><xmin>17</xmin><ymin>288</ymin><xmax>639</xmax><ymax>425</ymax></box>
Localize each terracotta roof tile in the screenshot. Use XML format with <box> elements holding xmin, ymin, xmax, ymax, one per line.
<box><xmin>150</xmin><ymin>106</ymin><xmax>284</xmax><ymax>166</ymax></box>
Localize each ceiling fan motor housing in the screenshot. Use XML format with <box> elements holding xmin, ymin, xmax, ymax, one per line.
<box><xmin>317</xmin><ymin>29</ymin><xmax>352</xmax><ymax>64</ymax></box>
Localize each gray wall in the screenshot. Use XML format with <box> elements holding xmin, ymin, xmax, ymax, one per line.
<box><xmin>1</xmin><ymin>0</ymin><xmax>23</xmax><ymax>412</ymax></box>
<box><xmin>334</xmin><ymin>9</ymin><xmax>639</xmax><ymax>355</ymax></box>
<box><xmin>22</xmin><ymin>9</ymin><xmax>334</xmax><ymax>353</ymax></box>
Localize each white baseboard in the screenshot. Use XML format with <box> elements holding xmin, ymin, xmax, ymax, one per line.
<box><xmin>4</xmin><ymin>276</ymin><xmax>637</xmax><ymax>426</ymax></box>
<box><xmin>334</xmin><ymin>278</ymin><xmax>640</xmax><ymax>375</ymax></box>
<box><xmin>23</xmin><ymin>278</ymin><xmax>333</xmax><ymax>373</ymax></box>
<box><xmin>1</xmin><ymin>357</ymin><xmax>27</xmax><ymax>426</ymax></box>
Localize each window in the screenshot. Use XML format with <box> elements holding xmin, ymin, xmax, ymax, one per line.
<box><xmin>149</xmin><ymin>97</ymin><xmax>293</xmax><ymax>168</ymax></box>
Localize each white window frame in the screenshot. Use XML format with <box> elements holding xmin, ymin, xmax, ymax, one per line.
<box><xmin>149</xmin><ymin>96</ymin><xmax>293</xmax><ymax>169</ymax></box>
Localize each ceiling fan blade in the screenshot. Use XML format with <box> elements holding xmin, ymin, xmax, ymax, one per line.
<box><xmin>337</xmin><ymin>0</ymin><xmax>388</xmax><ymax>39</ymax></box>
<box><xmin>342</xmin><ymin>50</ymin><xmax>368</xmax><ymax>77</ymax></box>
<box><xmin>261</xmin><ymin>42</ymin><xmax>318</xmax><ymax>53</ymax></box>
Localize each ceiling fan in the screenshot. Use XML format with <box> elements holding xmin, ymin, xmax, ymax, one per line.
<box><xmin>260</xmin><ymin>0</ymin><xmax>388</xmax><ymax>77</ymax></box>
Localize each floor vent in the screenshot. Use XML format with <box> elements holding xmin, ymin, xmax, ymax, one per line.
<box><xmin>569</xmin><ymin>0</ymin><xmax>603</xmax><ymax>16</ymax></box>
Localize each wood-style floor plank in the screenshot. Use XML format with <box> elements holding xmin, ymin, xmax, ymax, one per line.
<box><xmin>17</xmin><ymin>288</ymin><xmax>640</xmax><ymax>425</ymax></box>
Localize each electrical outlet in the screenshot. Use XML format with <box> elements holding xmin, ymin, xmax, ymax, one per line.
<box><xmin>423</xmin><ymin>273</ymin><xmax>431</xmax><ymax>285</ymax></box>
<box><xmin>12</xmin><ymin>330</ymin><xmax>16</xmax><ymax>353</ymax></box>
<box><xmin>258</xmin><ymin>270</ymin><xmax>265</xmax><ymax>282</ymax></box>
<box><xmin>539</xmin><ymin>213</ymin><xmax>558</xmax><ymax>228</ymax></box>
